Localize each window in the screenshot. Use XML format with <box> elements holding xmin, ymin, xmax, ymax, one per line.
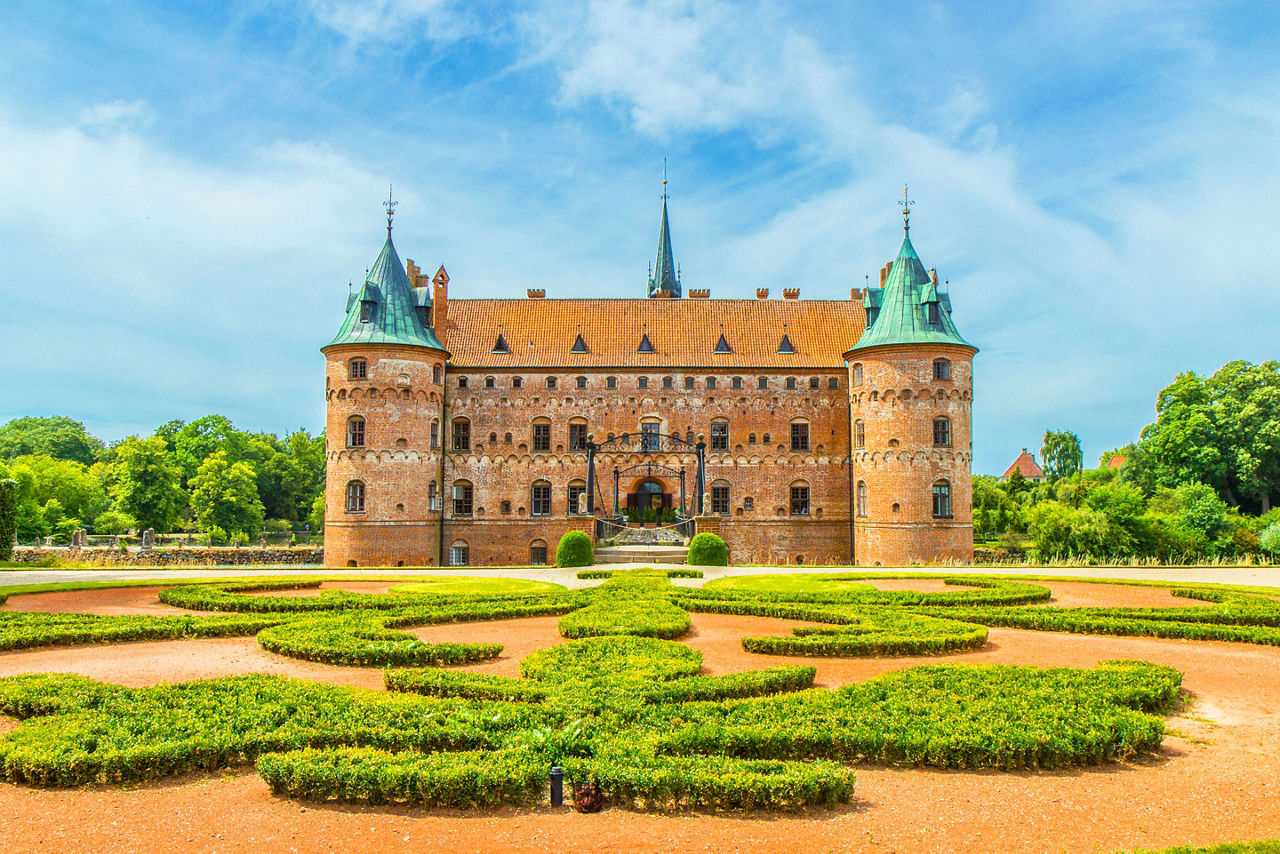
<box><xmin>641</xmin><ymin>422</ymin><xmax>661</xmax><ymax>452</ymax></box>
<box><xmin>452</xmin><ymin>482</ymin><xmax>473</xmax><ymax>516</ymax></box>
<box><xmin>547</xmin><ymin>376</ymin><xmax>557</xmax><ymax>389</ymax></box>
<box><xmin>790</xmin><ymin>484</ymin><xmax>810</xmax><ymax>516</ymax></box>
<box><xmin>488</xmin><ymin>432</ymin><xmax>497</xmax><ymax>444</ymax></box>
<box><xmin>568</xmin><ymin>481</ymin><xmax>586</xmax><ymax>514</ymax></box>
<box><xmin>458</xmin><ymin>376</ymin><xmax>468</xmax><ymax>388</ymax></box>
<box><xmin>531</xmin><ymin>481</ymin><xmax>551</xmax><ymax>516</ymax></box>
<box><xmin>607</xmin><ymin>376</ymin><xmax>617</xmax><ymax>389</ymax></box>
<box><xmin>763</xmin><ymin>433</ymin><xmax>771</xmax><ymax>445</ymax></box>
<box><xmin>829</xmin><ymin>377</ymin><xmax>839</xmax><ymax>389</ymax></box>
<box><xmin>685</xmin><ymin>377</ymin><xmax>695</xmax><ymax>390</ymax></box>
<box><xmin>933</xmin><ymin>481</ymin><xmax>952</xmax><ymax>518</ymax></box>
<box><xmin>433</xmin><ymin>364</ymin><xmax>442</xmax><ymax>383</ymax></box>
<box><xmin>743</xmin><ymin>497</ymin><xmax>753</xmax><ymax>511</ymax></box>
<box><xmin>423</xmin><ymin>306</ymin><xmax>432</xmax><ymax>327</ymax></box>
<box><xmin>577</xmin><ymin>376</ymin><xmax>587</xmax><ymax>389</ymax></box>
<box><xmin>854</xmin><ymin>419</ymin><xmax>865</xmax><ymax>449</ymax></box>
<box><xmin>532</xmin><ymin>422</ymin><xmax>551</xmax><ymax>451</ymax></box>
<box><xmin>638</xmin><ymin>377</ymin><xmax>648</xmax><ymax>389</ymax></box>
<box><xmin>748</xmin><ymin>433</ymin><xmax>757</xmax><ymax>445</ymax></box>
<box><xmin>790</xmin><ymin>421</ymin><xmax>810</xmax><ymax>452</ymax></box>
<box><xmin>933</xmin><ymin>359</ymin><xmax>951</xmax><ymax>381</ymax></box>
<box><xmin>933</xmin><ymin>417</ymin><xmax>952</xmax><ymax>447</ymax></box>
<box><xmin>428</xmin><ymin>481</ymin><xmax>439</xmax><ymax>512</ymax></box>
<box><xmin>857</xmin><ymin>481</ymin><xmax>867</xmax><ymax>517</ymax></box>
<box><xmin>706</xmin><ymin>377</ymin><xmax>717</xmax><ymax>389</ymax></box>
<box><xmin>711</xmin><ymin>482</ymin><xmax>730</xmax><ymax>515</ymax></box>
<box><xmin>512</xmin><ymin>376</ymin><xmax>522</xmax><ymax>389</ymax></box>
<box><xmin>732</xmin><ymin>377</ymin><xmax>742</xmax><ymax>389</ymax></box>
<box><xmin>349</xmin><ymin>359</ymin><xmax>367</xmax><ymax>379</ymax></box>
<box><xmin>569</xmin><ymin>422</ymin><xmax>588</xmax><ymax>451</ymax></box>
<box><xmin>504</xmin><ymin>432</ymin><xmax>513</xmax><ymax>444</ymax></box>
<box><xmin>452</xmin><ymin>419</ymin><xmax>470</xmax><ymax>451</ymax></box>
<box><xmin>710</xmin><ymin>420</ymin><xmax>729</xmax><ymax>451</ymax></box>
<box><xmin>485</xmin><ymin>376</ymin><xmax>495</xmax><ymax>388</ymax></box>
<box><xmin>758</xmin><ymin>377</ymin><xmax>768</xmax><ymax>389</ymax></box>
<box><xmin>430</xmin><ymin>420</ymin><xmax>439</xmax><ymax>449</ymax></box>
<box><xmin>360</xmin><ymin>302</ymin><xmax>372</xmax><ymax>323</ymax></box>
<box><xmin>786</xmin><ymin>377</ymin><xmax>796</xmax><ymax>390</ymax></box>
<box><xmin>450</xmin><ymin>540</ymin><xmax>470</xmax><ymax>566</ymax></box>
<box><xmin>663</xmin><ymin>376</ymin><xmax>673</xmax><ymax>389</ymax></box>
<box><xmin>346</xmin><ymin>416</ymin><xmax>365</xmax><ymax>447</ymax></box>
<box><xmin>809</xmin><ymin>377</ymin><xmax>820</xmax><ymax>389</ymax></box>
<box><xmin>345</xmin><ymin>481</ymin><xmax>365</xmax><ymax>512</ymax></box>
<box><xmin>501</xmin><ymin>500</ymin><xmax>511</xmax><ymax>514</ymax></box>
<box><xmin>530</xmin><ymin>541</ymin><xmax>548</xmax><ymax>565</ymax></box>
<box><xmin>927</xmin><ymin>303</ymin><xmax>941</xmax><ymax>325</ymax></box>
<box><xmin>852</xmin><ymin>364</ymin><xmax>863</xmax><ymax>385</ymax></box>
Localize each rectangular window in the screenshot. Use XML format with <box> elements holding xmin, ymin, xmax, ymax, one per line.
<box><xmin>710</xmin><ymin>421</ymin><xmax>729</xmax><ymax>451</ymax></box>
<box><xmin>857</xmin><ymin>482</ymin><xmax>867</xmax><ymax>517</ymax></box>
<box><xmin>790</xmin><ymin>486</ymin><xmax>810</xmax><ymax>516</ymax></box>
<box><xmin>349</xmin><ymin>360</ymin><xmax>367</xmax><ymax>379</ymax></box>
<box><xmin>855</xmin><ymin>420</ymin><xmax>865</xmax><ymax>449</ymax></box>
<box><xmin>547</xmin><ymin>376</ymin><xmax>557</xmax><ymax>389</ymax></box>
<box><xmin>531</xmin><ymin>484</ymin><xmax>551</xmax><ymax>516</ymax></box>
<box><xmin>934</xmin><ymin>419</ymin><xmax>951</xmax><ymax>447</ymax></box>
<box><xmin>512</xmin><ymin>377</ymin><xmax>522</xmax><ymax>388</ymax></box>
<box><xmin>711</xmin><ymin>484</ymin><xmax>730</xmax><ymax>515</ymax></box>
<box><xmin>706</xmin><ymin>377</ymin><xmax>716</xmax><ymax>389</ymax></box>
<box><xmin>567</xmin><ymin>484</ymin><xmax>586</xmax><ymax>513</ymax></box>
<box><xmin>809</xmin><ymin>377</ymin><xmax>820</xmax><ymax>389</ymax></box>
<box><xmin>360</xmin><ymin>303</ymin><xmax>372</xmax><ymax>323</ymax></box>
<box><xmin>758</xmin><ymin>377</ymin><xmax>768</xmax><ymax>389</ymax></box>
<box><xmin>577</xmin><ymin>376</ymin><xmax>587</xmax><ymax>389</ymax></box>
<box><xmin>933</xmin><ymin>483</ymin><xmax>952</xmax><ymax>518</ymax></box>
<box><xmin>790</xmin><ymin>422</ymin><xmax>809</xmax><ymax>452</ymax></box>
<box><xmin>452</xmin><ymin>421</ymin><xmax>470</xmax><ymax>451</ymax></box>
<box><xmin>640</xmin><ymin>422</ymin><xmax>661</xmax><ymax>452</ymax></box>
<box><xmin>663</xmin><ymin>376</ymin><xmax>673</xmax><ymax>389</ymax></box>
<box><xmin>530</xmin><ymin>544</ymin><xmax>548</xmax><ymax>565</ymax></box>
<box><xmin>786</xmin><ymin>377</ymin><xmax>796</xmax><ymax>389</ymax></box>
<box><xmin>430</xmin><ymin>422</ymin><xmax>439</xmax><ymax>449</ymax></box>
<box><xmin>345</xmin><ymin>482</ymin><xmax>365</xmax><ymax>513</ymax></box>
<box><xmin>933</xmin><ymin>360</ymin><xmax>951</xmax><ymax>381</ymax></box>
<box><xmin>685</xmin><ymin>377</ymin><xmax>695</xmax><ymax>390</ymax></box>
<box><xmin>927</xmin><ymin>303</ymin><xmax>941</xmax><ymax>325</ymax></box>
<box><xmin>829</xmin><ymin>377</ymin><xmax>839</xmax><ymax>389</ymax></box>
<box><xmin>452</xmin><ymin>485</ymin><xmax>473</xmax><ymax>516</ymax></box>
<box><xmin>569</xmin><ymin>423</ymin><xmax>587</xmax><ymax>451</ymax></box>
<box><xmin>743</xmin><ymin>496</ymin><xmax>753</xmax><ymax>511</ymax></box>
<box><xmin>852</xmin><ymin>365</ymin><xmax>863</xmax><ymax>385</ymax></box>
<box><xmin>607</xmin><ymin>376</ymin><xmax>617</xmax><ymax>389</ymax></box>
<box><xmin>638</xmin><ymin>377</ymin><xmax>648</xmax><ymax>389</ymax></box>
<box><xmin>347</xmin><ymin>419</ymin><xmax>365</xmax><ymax>447</ymax></box>
<box><xmin>533</xmin><ymin>423</ymin><xmax>551</xmax><ymax>451</ymax></box>
<box><xmin>450</xmin><ymin>545</ymin><xmax>469</xmax><ymax>566</ymax></box>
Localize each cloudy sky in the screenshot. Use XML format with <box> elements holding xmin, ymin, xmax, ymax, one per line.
<box><xmin>2</xmin><ymin>0</ymin><xmax>1277</xmax><ymax>474</ymax></box>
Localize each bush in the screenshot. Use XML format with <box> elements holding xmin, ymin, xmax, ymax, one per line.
<box><xmin>1260</xmin><ymin>522</ymin><xmax>1280</xmax><ymax>555</ymax></box>
<box><xmin>555</xmin><ymin>530</ymin><xmax>593</xmax><ymax>567</ymax></box>
<box><xmin>0</xmin><ymin>479</ymin><xmax>16</xmax><ymax>561</ymax></box>
<box><xmin>89</xmin><ymin>509</ymin><xmax>136</xmax><ymax>535</ymax></box>
<box><xmin>687</xmin><ymin>532</ymin><xmax>728</xmax><ymax>566</ymax></box>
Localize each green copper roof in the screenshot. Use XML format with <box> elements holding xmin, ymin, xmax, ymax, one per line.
<box><xmin>847</xmin><ymin>230</ymin><xmax>975</xmax><ymax>354</ymax></box>
<box><xmin>325</xmin><ymin>230</ymin><xmax>446</xmax><ymax>351</ymax></box>
<box><xmin>647</xmin><ymin>197</ymin><xmax>682</xmax><ymax>298</ymax></box>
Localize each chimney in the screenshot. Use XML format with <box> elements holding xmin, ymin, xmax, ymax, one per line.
<box><xmin>783</xmin><ymin>288</ymin><xmax>800</xmax><ymax>300</ymax></box>
<box><xmin>526</xmin><ymin>289</ymin><xmax>545</xmax><ymax>299</ymax></box>
<box><xmin>850</xmin><ymin>288</ymin><xmax>863</xmax><ymax>300</ymax></box>
<box><xmin>688</xmin><ymin>289</ymin><xmax>710</xmax><ymax>299</ymax></box>
<box><xmin>431</xmin><ymin>266</ymin><xmax>449</xmax><ymax>333</ymax></box>
<box><xmin>930</xmin><ymin>268</ymin><xmax>939</xmax><ymax>284</ymax></box>
<box><xmin>879</xmin><ymin>262</ymin><xmax>892</xmax><ymax>286</ymax></box>
<box><xmin>406</xmin><ymin>259</ymin><xmax>422</xmax><ymax>286</ymax></box>
<box><xmin>756</xmin><ymin>288</ymin><xmax>769</xmax><ymax>300</ymax></box>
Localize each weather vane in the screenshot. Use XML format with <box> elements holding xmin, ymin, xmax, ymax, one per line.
<box><xmin>662</xmin><ymin>158</ymin><xmax>668</xmax><ymax>201</ymax></box>
<box><xmin>384</xmin><ymin>184</ymin><xmax>397</xmax><ymax>235</ymax></box>
<box><xmin>899</xmin><ymin>184</ymin><xmax>914</xmax><ymax>232</ymax></box>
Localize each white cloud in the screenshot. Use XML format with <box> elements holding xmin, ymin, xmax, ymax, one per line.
<box><xmin>302</xmin><ymin>0</ymin><xmax>470</xmax><ymax>43</ymax></box>
<box><xmin>76</xmin><ymin>99</ymin><xmax>153</xmax><ymax>129</ymax></box>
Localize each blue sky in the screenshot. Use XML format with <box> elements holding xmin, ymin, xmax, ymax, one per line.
<box><xmin>2</xmin><ymin>0</ymin><xmax>1278</xmax><ymax>474</ymax></box>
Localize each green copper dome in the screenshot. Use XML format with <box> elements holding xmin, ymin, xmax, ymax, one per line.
<box><xmin>847</xmin><ymin>230</ymin><xmax>975</xmax><ymax>354</ymax></box>
<box><xmin>325</xmin><ymin>231</ymin><xmax>446</xmax><ymax>351</ymax></box>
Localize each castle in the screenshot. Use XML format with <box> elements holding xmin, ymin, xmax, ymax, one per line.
<box><xmin>322</xmin><ymin>186</ymin><xmax>976</xmax><ymax>567</ymax></box>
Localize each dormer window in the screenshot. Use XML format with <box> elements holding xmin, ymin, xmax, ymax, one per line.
<box><xmin>637</xmin><ymin>333</ymin><xmax>655</xmax><ymax>353</ymax></box>
<box><xmin>360</xmin><ymin>301</ymin><xmax>374</xmax><ymax>323</ymax></box>
<box><xmin>570</xmin><ymin>334</ymin><xmax>588</xmax><ymax>354</ymax></box>
<box><xmin>927</xmin><ymin>302</ymin><xmax>941</xmax><ymax>325</ymax></box>
<box><xmin>777</xmin><ymin>334</ymin><xmax>795</xmax><ymax>354</ymax></box>
<box><xmin>422</xmin><ymin>306</ymin><xmax>432</xmax><ymax>327</ymax></box>
<box><xmin>714</xmin><ymin>334</ymin><xmax>732</xmax><ymax>354</ymax></box>
<box><xmin>492</xmin><ymin>333</ymin><xmax>509</xmax><ymax>354</ymax></box>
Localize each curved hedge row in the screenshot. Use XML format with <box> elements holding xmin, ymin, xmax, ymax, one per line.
<box><xmin>558</xmin><ymin>598</ymin><xmax>692</xmax><ymax>640</ymax></box>
<box><xmin>576</xmin><ymin>568</ymin><xmax>703</xmax><ymax>580</ymax></box>
<box><xmin>0</xmin><ymin>612</ymin><xmax>287</xmax><ymax>651</ymax></box>
<box><xmin>695</xmin><ymin>576</ymin><xmax>1052</xmax><ymax>607</ymax></box>
<box><xmin>385</xmin><ymin>669</ymin><xmax>549</xmax><ymax>703</ymax></box>
<box><xmin>740</xmin><ymin>611</ymin><xmax>989</xmax><ymax>658</ymax></box>
<box><xmin>257</xmin><ymin>615</ymin><xmax>502</xmax><ymax>667</ymax></box>
<box><xmin>158</xmin><ymin>581</ymin><xmax>576</xmax><ymax>614</ymax></box>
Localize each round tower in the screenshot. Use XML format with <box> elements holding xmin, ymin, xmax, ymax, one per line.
<box><xmin>845</xmin><ymin>198</ymin><xmax>977</xmax><ymax>565</ymax></box>
<box><xmin>321</xmin><ymin>202</ymin><xmax>449</xmax><ymax>567</ymax></box>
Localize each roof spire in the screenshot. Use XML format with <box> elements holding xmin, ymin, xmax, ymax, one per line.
<box><xmin>384</xmin><ymin>184</ymin><xmax>397</xmax><ymax>237</ymax></box>
<box><xmin>648</xmin><ymin>163</ymin><xmax>681</xmax><ymax>298</ymax></box>
<box><xmin>899</xmin><ymin>184</ymin><xmax>913</xmax><ymax>234</ymax></box>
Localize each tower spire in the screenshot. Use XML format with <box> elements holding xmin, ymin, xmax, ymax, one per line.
<box><xmin>648</xmin><ymin>163</ymin><xmax>681</xmax><ymax>298</ymax></box>
<box><xmin>384</xmin><ymin>184</ymin><xmax>397</xmax><ymax>238</ymax></box>
<box><xmin>899</xmin><ymin>184</ymin><xmax>913</xmax><ymax>234</ymax></box>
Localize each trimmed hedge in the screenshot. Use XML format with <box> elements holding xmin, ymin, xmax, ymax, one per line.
<box><xmin>645</xmin><ymin>666</ymin><xmax>816</xmax><ymax>703</ymax></box>
<box><xmin>559</xmin><ymin>598</ymin><xmax>692</xmax><ymax>639</ymax></box>
<box><xmin>385</xmin><ymin>669</ymin><xmax>549</xmax><ymax>703</ymax></box>
<box><xmin>257</xmin><ymin>615</ymin><xmax>502</xmax><ymax>667</ymax></box>
<box><xmin>0</xmin><ymin>611</ymin><xmax>288</xmax><ymax>651</ymax></box>
<box><xmin>687</xmin><ymin>532</ymin><xmax>729</xmax><ymax>567</ymax></box>
<box><xmin>158</xmin><ymin>581</ymin><xmax>572</xmax><ymax>614</ymax></box>
<box><xmin>577</xmin><ymin>568</ymin><xmax>703</xmax><ymax>580</ymax></box>
<box><xmin>740</xmin><ymin>611</ymin><xmax>989</xmax><ymax>658</ymax></box>
<box><xmin>697</xmin><ymin>575</ymin><xmax>1053</xmax><ymax>607</ymax></box>
<box><xmin>555</xmin><ymin>531</ymin><xmax>594</xmax><ymax>568</ymax></box>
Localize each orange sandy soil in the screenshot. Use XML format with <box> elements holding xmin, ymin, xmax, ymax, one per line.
<box><xmin>0</xmin><ymin>583</ymin><xmax>1277</xmax><ymax>852</ymax></box>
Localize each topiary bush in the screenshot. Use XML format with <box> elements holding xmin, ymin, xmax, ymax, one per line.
<box><xmin>556</xmin><ymin>530</ymin><xmax>594</xmax><ymax>567</ymax></box>
<box><xmin>687</xmin><ymin>532</ymin><xmax>728</xmax><ymax>566</ymax></box>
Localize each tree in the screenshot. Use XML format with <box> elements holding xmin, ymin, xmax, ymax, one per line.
<box><xmin>109</xmin><ymin>436</ymin><xmax>185</xmax><ymax>533</ymax></box>
<box><xmin>0</xmin><ymin>416</ymin><xmax>104</xmax><ymax>464</ymax></box>
<box><xmin>0</xmin><ymin>478</ymin><xmax>17</xmax><ymax>560</ymax></box>
<box><xmin>6</xmin><ymin>455</ymin><xmax>108</xmax><ymax>524</ymax></box>
<box><xmin>189</xmin><ymin>451</ymin><xmax>264</xmax><ymax>538</ymax></box>
<box><xmin>1207</xmin><ymin>360</ymin><xmax>1280</xmax><ymax>513</ymax></box>
<box><xmin>172</xmin><ymin>415</ymin><xmax>251</xmax><ymax>486</ymax></box>
<box><xmin>1041</xmin><ymin>430</ymin><xmax>1083</xmax><ymax>481</ymax></box>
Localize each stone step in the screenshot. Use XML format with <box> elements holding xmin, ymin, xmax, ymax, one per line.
<box><xmin>593</xmin><ymin>545</ymin><xmax>689</xmax><ymax>565</ymax></box>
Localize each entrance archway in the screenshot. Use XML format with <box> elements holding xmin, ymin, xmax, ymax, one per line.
<box><xmin>628</xmin><ymin>478</ymin><xmax>670</xmax><ymax>512</ymax></box>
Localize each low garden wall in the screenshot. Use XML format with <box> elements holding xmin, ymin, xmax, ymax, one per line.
<box><xmin>8</xmin><ymin>547</ymin><xmax>324</xmax><ymax>566</ymax></box>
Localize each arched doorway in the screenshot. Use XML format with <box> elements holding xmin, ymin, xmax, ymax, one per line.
<box><xmin>628</xmin><ymin>478</ymin><xmax>670</xmax><ymax>512</ymax></box>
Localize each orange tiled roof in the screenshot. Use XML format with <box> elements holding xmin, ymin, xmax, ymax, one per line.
<box><xmin>1106</xmin><ymin>454</ymin><xmax>1126</xmax><ymax>469</ymax></box>
<box><xmin>1002</xmin><ymin>449</ymin><xmax>1044</xmax><ymax>479</ymax></box>
<box><xmin>440</xmin><ymin>298</ymin><xmax>866</xmax><ymax>368</ymax></box>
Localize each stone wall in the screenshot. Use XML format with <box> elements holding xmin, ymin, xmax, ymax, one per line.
<box><xmin>9</xmin><ymin>547</ymin><xmax>324</xmax><ymax>566</ymax></box>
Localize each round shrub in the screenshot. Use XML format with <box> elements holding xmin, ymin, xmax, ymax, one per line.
<box><xmin>556</xmin><ymin>530</ymin><xmax>594</xmax><ymax>567</ymax></box>
<box><xmin>1259</xmin><ymin>522</ymin><xmax>1280</xmax><ymax>556</ymax></box>
<box><xmin>687</xmin><ymin>532</ymin><xmax>728</xmax><ymax>566</ymax></box>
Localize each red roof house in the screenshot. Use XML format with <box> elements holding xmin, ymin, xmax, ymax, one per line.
<box><xmin>1001</xmin><ymin>448</ymin><xmax>1045</xmax><ymax>482</ymax></box>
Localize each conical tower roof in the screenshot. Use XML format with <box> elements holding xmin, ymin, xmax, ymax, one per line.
<box><xmin>648</xmin><ymin>188</ymin><xmax>681</xmax><ymax>297</ymax></box>
<box><xmin>325</xmin><ymin>229</ymin><xmax>446</xmax><ymax>351</ymax></box>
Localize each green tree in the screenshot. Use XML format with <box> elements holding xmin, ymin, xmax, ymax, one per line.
<box><xmin>1040</xmin><ymin>430</ymin><xmax>1083</xmax><ymax>481</ymax></box>
<box><xmin>109</xmin><ymin>436</ymin><xmax>185</xmax><ymax>533</ymax></box>
<box><xmin>0</xmin><ymin>416</ymin><xmax>104</xmax><ymax>464</ymax></box>
<box><xmin>0</xmin><ymin>478</ymin><xmax>17</xmax><ymax>560</ymax></box>
<box><xmin>6</xmin><ymin>455</ymin><xmax>108</xmax><ymax>524</ymax></box>
<box><xmin>189</xmin><ymin>451</ymin><xmax>264</xmax><ymax>538</ymax></box>
<box><xmin>1207</xmin><ymin>360</ymin><xmax>1280</xmax><ymax>513</ymax></box>
<box><xmin>91</xmin><ymin>508</ymin><xmax>137</xmax><ymax>535</ymax></box>
<box><xmin>1139</xmin><ymin>370</ymin><xmax>1233</xmax><ymax>502</ymax></box>
<box><xmin>172</xmin><ymin>415</ymin><xmax>251</xmax><ymax>485</ymax></box>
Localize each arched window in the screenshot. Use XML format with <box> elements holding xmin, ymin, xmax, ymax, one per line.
<box><xmin>785</xmin><ymin>377</ymin><xmax>797</xmax><ymax>390</ymax></box>
<box><xmin>449</xmin><ymin>540</ymin><xmax>470</xmax><ymax>566</ymax></box>
<box><xmin>349</xmin><ymin>359</ymin><xmax>367</xmax><ymax>379</ymax></box>
<box><xmin>743</xmin><ymin>496</ymin><xmax>754</xmax><ymax>511</ymax></box>
<box><xmin>428</xmin><ymin>481</ymin><xmax>439</xmax><ymax>512</ymax></box>
<box><xmin>501</xmin><ymin>500</ymin><xmax>512</xmax><ymax>514</ymax></box>
<box><xmin>932</xmin><ymin>480</ymin><xmax>952</xmax><ymax>518</ymax></box>
<box><xmin>663</xmin><ymin>376</ymin><xmax>674</xmax><ymax>389</ymax></box>
<box><xmin>546</xmin><ymin>376</ymin><xmax>557</xmax><ymax>389</ymax></box>
<box><xmin>567</xmin><ymin>478</ymin><xmax>587</xmax><ymax>514</ymax></box>
<box><xmin>706</xmin><ymin>376</ymin><xmax>717</xmax><ymax>389</ymax></box>
<box><xmin>856</xmin><ymin>480</ymin><xmax>867</xmax><ymax>517</ymax></box>
<box><xmin>485</xmin><ymin>376</ymin><xmax>495</xmax><ymax>388</ymax></box>
<box><xmin>451</xmin><ymin>418</ymin><xmax>470</xmax><ymax>451</ymax></box>
<box><xmin>457</xmin><ymin>376</ymin><xmax>468</xmax><ymax>388</ymax></box>
<box><xmin>530</xmin><ymin>539</ymin><xmax>548</xmax><ymax>565</ymax></box>
<box><xmin>711</xmin><ymin>479</ymin><xmax>730</xmax><ymax>515</ymax></box>
<box><xmin>345</xmin><ymin>480</ymin><xmax>365</xmax><ymax>512</ymax></box>
<box><xmin>606</xmin><ymin>376</ymin><xmax>617</xmax><ymax>389</ymax></box>
<box><xmin>789</xmin><ymin>419</ymin><xmax>810</xmax><ymax>452</ymax></box>
<box><xmin>731</xmin><ymin>376</ymin><xmax>742</xmax><ymax>389</ymax></box>
<box><xmin>489</xmin><ymin>431</ymin><xmax>498</xmax><ymax>443</ymax></box>
<box><xmin>512</xmin><ymin>376</ymin><xmax>522</xmax><ymax>388</ymax></box>
<box><xmin>504</xmin><ymin>432</ymin><xmax>513</xmax><ymax>444</ymax></box>
<box><xmin>710</xmin><ymin>418</ymin><xmax>729</xmax><ymax>451</ymax></box>
<box><xmin>748</xmin><ymin>433</ymin><xmax>757</xmax><ymax>445</ymax></box>
<box><xmin>640</xmin><ymin>419</ymin><xmax>662</xmax><ymax>452</ymax></box>
<box><xmin>685</xmin><ymin>377</ymin><xmax>695</xmax><ymax>390</ymax></box>
<box><xmin>432</xmin><ymin>364</ymin><xmax>442</xmax><ymax>383</ymax></box>
<box><xmin>852</xmin><ymin>363</ymin><xmax>863</xmax><ymax>386</ymax></box>
<box><xmin>531</xmin><ymin>480</ymin><xmax>552</xmax><ymax>516</ymax></box>
<box><xmin>452</xmin><ymin>480</ymin><xmax>473</xmax><ymax>516</ymax></box>
<box><xmin>532</xmin><ymin>417</ymin><xmax>551</xmax><ymax>452</ymax></box>
<box><xmin>854</xmin><ymin>419</ymin><xmax>865</xmax><ymax>449</ymax></box>
<box><xmin>638</xmin><ymin>377</ymin><xmax>649</xmax><ymax>389</ymax></box>
<box><xmin>576</xmin><ymin>376</ymin><xmax>587</xmax><ymax>389</ymax></box>
<box><xmin>430</xmin><ymin>419</ymin><xmax>439</xmax><ymax>449</ymax></box>
<box><xmin>789</xmin><ymin>481</ymin><xmax>810</xmax><ymax>516</ymax></box>
<box><xmin>933</xmin><ymin>358</ymin><xmax>952</xmax><ymax>381</ymax></box>
<box><xmin>757</xmin><ymin>376</ymin><xmax>768</xmax><ymax>389</ymax></box>
<box><xmin>933</xmin><ymin>417</ymin><xmax>951</xmax><ymax>447</ymax></box>
<box><xmin>346</xmin><ymin>416</ymin><xmax>365</xmax><ymax>447</ymax></box>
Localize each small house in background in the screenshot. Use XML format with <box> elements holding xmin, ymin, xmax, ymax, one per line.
<box><xmin>1106</xmin><ymin>454</ymin><xmax>1126</xmax><ymax>470</ymax></box>
<box><xmin>1000</xmin><ymin>448</ymin><xmax>1045</xmax><ymax>483</ymax></box>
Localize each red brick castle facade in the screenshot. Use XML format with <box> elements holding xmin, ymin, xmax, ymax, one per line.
<box><xmin>322</xmin><ymin>189</ymin><xmax>976</xmax><ymax>567</ymax></box>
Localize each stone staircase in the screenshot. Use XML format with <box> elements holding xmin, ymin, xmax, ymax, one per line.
<box><xmin>593</xmin><ymin>525</ymin><xmax>689</xmax><ymax>565</ymax></box>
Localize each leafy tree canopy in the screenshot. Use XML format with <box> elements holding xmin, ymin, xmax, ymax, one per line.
<box><xmin>1040</xmin><ymin>430</ymin><xmax>1083</xmax><ymax>481</ymax></box>
<box><xmin>0</xmin><ymin>416</ymin><xmax>104</xmax><ymax>465</ymax></box>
